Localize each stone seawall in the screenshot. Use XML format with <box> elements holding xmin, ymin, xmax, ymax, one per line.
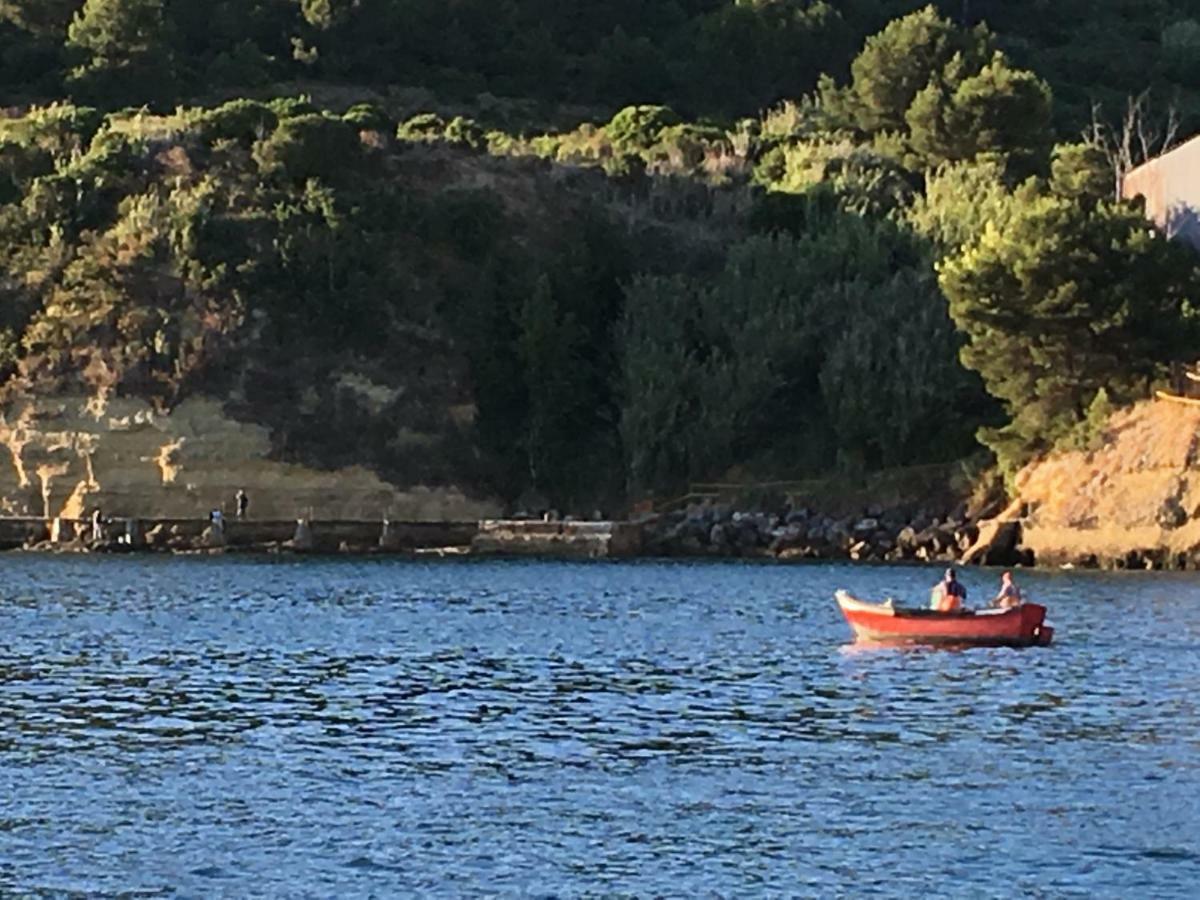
<box><xmin>0</xmin><ymin>516</ymin><xmax>478</xmax><ymax>554</ymax></box>
<box><xmin>0</xmin><ymin>509</ymin><xmax>1009</xmax><ymax>563</ymax></box>
<box><xmin>2</xmin><ymin>516</ymin><xmax>644</xmax><ymax>558</ymax></box>
<box><xmin>472</xmin><ymin>520</ymin><xmax>644</xmax><ymax>558</ymax></box>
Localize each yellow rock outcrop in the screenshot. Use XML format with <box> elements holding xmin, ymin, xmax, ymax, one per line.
<box><xmin>997</xmin><ymin>398</ymin><xmax>1200</xmax><ymax>565</ymax></box>
<box><xmin>0</xmin><ymin>394</ymin><xmax>499</xmax><ymax>521</ymax></box>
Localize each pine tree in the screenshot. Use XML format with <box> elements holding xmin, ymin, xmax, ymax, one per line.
<box><xmin>847</xmin><ymin>5</ymin><xmax>989</xmax><ymax>133</ymax></box>
<box><xmin>66</xmin><ymin>0</ymin><xmax>174</xmax><ymax>107</ymax></box>
<box><xmin>0</xmin><ymin>0</ymin><xmax>78</xmax><ymax>36</ymax></box>
<box><xmin>939</xmin><ymin>186</ymin><xmax>1200</xmax><ymax>472</ymax></box>
<box><xmin>907</xmin><ymin>51</ymin><xmax>1052</xmax><ymax>172</ymax></box>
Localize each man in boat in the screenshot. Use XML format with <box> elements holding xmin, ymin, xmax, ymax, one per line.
<box><xmin>930</xmin><ymin>568</ymin><xmax>967</xmax><ymax>612</ymax></box>
<box><xmin>990</xmin><ymin>571</ymin><xmax>1022</xmax><ymax>609</ymax></box>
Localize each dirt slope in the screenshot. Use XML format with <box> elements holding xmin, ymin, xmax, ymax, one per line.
<box><xmin>0</xmin><ymin>394</ymin><xmax>498</xmax><ymax>521</ymax></box>
<box><xmin>1003</xmin><ymin>398</ymin><xmax>1200</xmax><ymax>567</ymax></box>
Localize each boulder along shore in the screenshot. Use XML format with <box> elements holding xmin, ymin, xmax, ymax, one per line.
<box><xmin>641</xmin><ymin>499</ymin><xmax>1028</xmax><ymax>567</ymax></box>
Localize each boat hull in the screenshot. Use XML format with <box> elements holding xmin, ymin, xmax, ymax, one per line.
<box><xmin>836</xmin><ymin>591</ymin><xmax>1053</xmax><ymax>647</ymax></box>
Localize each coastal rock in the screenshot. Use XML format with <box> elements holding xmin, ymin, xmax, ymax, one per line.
<box><xmin>786</xmin><ymin>507</ymin><xmax>810</xmax><ymax>525</ymax></box>
<box><xmin>709</xmin><ymin>522</ymin><xmax>728</xmax><ymax>547</ymax></box>
<box><xmin>1003</xmin><ymin>399</ymin><xmax>1200</xmax><ymax>567</ymax></box>
<box><xmin>735</xmin><ymin>523</ymin><xmax>760</xmax><ymax>551</ymax></box>
<box><xmin>633</xmin><ymin>484</ymin><xmax>984</xmax><ymax>565</ymax></box>
<box><xmin>1156</xmin><ymin>495</ymin><xmax>1187</xmax><ymax>530</ymax></box>
<box><xmin>961</xmin><ymin>498</ymin><xmax>1024</xmax><ymax>566</ymax></box>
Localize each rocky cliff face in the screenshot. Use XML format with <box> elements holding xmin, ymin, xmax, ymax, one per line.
<box><xmin>0</xmin><ymin>394</ymin><xmax>499</xmax><ymax>521</ymax></box>
<box><xmin>992</xmin><ymin>398</ymin><xmax>1200</xmax><ymax>567</ymax></box>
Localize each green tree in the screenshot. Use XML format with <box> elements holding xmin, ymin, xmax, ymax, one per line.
<box><xmin>907</xmin><ymin>51</ymin><xmax>1052</xmax><ymax>172</ymax></box>
<box><xmin>66</xmin><ymin>0</ymin><xmax>175</xmax><ymax>106</ymax></box>
<box><xmin>940</xmin><ymin>190</ymin><xmax>1200</xmax><ymax>472</ymax></box>
<box><xmin>845</xmin><ymin>4</ymin><xmax>989</xmax><ymax>133</ymax></box>
<box><xmin>606</xmin><ymin>105</ymin><xmax>681</xmax><ymax>154</ymax></box>
<box><xmin>819</xmin><ymin>268</ymin><xmax>985</xmax><ymax>466</ymax></box>
<box><xmin>0</xmin><ymin>0</ymin><xmax>78</xmax><ymax>36</ymax></box>
<box><xmin>619</xmin><ymin>273</ymin><xmax>756</xmax><ymax>491</ymax></box>
<box><xmin>299</xmin><ymin>0</ymin><xmax>354</xmax><ymax>31</ymax></box>
<box><xmin>253</xmin><ymin>114</ymin><xmax>361</xmax><ymax>181</ymax></box>
<box><xmin>619</xmin><ymin>208</ymin><xmax>989</xmax><ymax>490</ymax></box>
<box><xmin>908</xmin><ymin>157</ymin><xmax>1028</xmax><ymax>252</ymax></box>
<box><xmin>582</xmin><ymin>27</ymin><xmax>671</xmax><ymax>107</ymax></box>
<box><xmin>1163</xmin><ymin>19</ymin><xmax>1200</xmax><ymax>83</ymax></box>
<box><xmin>1048</xmin><ymin>140</ymin><xmax>1111</xmax><ymax>204</ymax></box>
<box><xmin>517</xmin><ymin>275</ymin><xmax>589</xmax><ymax>492</ymax></box>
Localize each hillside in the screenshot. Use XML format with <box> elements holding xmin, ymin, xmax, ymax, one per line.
<box><xmin>0</xmin><ymin>393</ymin><xmax>497</xmax><ymax>520</ymax></box>
<box><xmin>5</xmin><ymin>1</ymin><xmax>1200</xmax><ymax>128</ymax></box>
<box><xmin>2</xmin><ymin>3</ymin><xmax>1200</xmax><ymax>520</ymax></box>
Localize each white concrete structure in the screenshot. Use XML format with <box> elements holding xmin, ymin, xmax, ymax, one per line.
<box><xmin>1122</xmin><ymin>135</ymin><xmax>1200</xmax><ymax>252</ymax></box>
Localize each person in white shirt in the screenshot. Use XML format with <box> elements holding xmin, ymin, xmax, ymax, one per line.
<box><xmin>991</xmin><ymin>571</ymin><xmax>1022</xmax><ymax>609</ymax></box>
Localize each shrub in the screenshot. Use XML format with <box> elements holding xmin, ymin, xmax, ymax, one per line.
<box><xmin>396</xmin><ymin>112</ymin><xmax>447</xmax><ymax>142</ymax></box>
<box><xmin>606</xmin><ymin>105</ymin><xmax>681</xmax><ymax>153</ymax></box>
<box><xmin>253</xmin><ymin>114</ymin><xmax>360</xmax><ymax>180</ymax></box>
<box><xmin>267</xmin><ymin>96</ymin><xmax>318</xmax><ymax>120</ymax></box>
<box><xmin>444</xmin><ymin>116</ymin><xmax>485</xmax><ymax>150</ymax></box>
<box><xmin>194</xmin><ymin>99</ymin><xmax>278</xmax><ymax>146</ymax></box>
<box><xmin>343</xmin><ymin>102</ymin><xmax>391</xmax><ymax>133</ymax></box>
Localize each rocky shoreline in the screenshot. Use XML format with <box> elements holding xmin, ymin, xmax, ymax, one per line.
<box><xmin>6</xmin><ymin>500</ymin><xmax>1196</xmax><ymax>570</ymax></box>
<box><xmin>641</xmin><ymin>500</ymin><xmax>1026</xmax><ymax>566</ymax></box>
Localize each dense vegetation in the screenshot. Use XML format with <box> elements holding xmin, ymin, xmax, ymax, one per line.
<box><xmin>2</xmin><ymin>2</ymin><xmax>1200</xmax><ymax>509</ymax></box>
<box><xmin>5</xmin><ymin>0</ymin><xmax>1200</xmax><ymax>127</ymax></box>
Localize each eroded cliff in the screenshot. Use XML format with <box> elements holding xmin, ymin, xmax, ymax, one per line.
<box><xmin>0</xmin><ymin>394</ymin><xmax>498</xmax><ymax>521</ymax></box>
<box><xmin>991</xmin><ymin>398</ymin><xmax>1200</xmax><ymax>567</ymax></box>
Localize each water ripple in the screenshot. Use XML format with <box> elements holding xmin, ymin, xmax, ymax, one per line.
<box><xmin>1</xmin><ymin>557</ymin><xmax>1199</xmax><ymax>896</ymax></box>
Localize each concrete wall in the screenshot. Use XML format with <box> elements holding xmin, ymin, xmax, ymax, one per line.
<box><xmin>473</xmin><ymin>520</ymin><xmax>645</xmax><ymax>558</ymax></box>
<box><xmin>0</xmin><ymin>516</ymin><xmax>478</xmax><ymax>552</ymax></box>
<box><xmin>1122</xmin><ymin>137</ymin><xmax>1200</xmax><ymax>252</ymax></box>
<box><xmin>0</xmin><ymin>515</ymin><xmax>644</xmax><ymax>557</ymax></box>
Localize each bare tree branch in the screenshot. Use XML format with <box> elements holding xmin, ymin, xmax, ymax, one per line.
<box><xmin>1086</xmin><ymin>92</ymin><xmax>1182</xmax><ymax>201</ymax></box>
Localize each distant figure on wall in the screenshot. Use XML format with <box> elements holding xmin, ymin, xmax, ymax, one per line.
<box><xmin>209</xmin><ymin>508</ymin><xmax>224</xmax><ymax>537</ymax></box>
<box><xmin>91</xmin><ymin>507</ymin><xmax>104</xmax><ymax>542</ymax></box>
<box><xmin>236</xmin><ymin>489</ymin><xmax>249</xmax><ymax>519</ymax></box>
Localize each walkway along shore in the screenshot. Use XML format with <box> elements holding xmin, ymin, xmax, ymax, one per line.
<box><xmin>0</xmin><ymin>506</ymin><xmax>1018</xmax><ymax>565</ymax></box>
<box><xmin>0</xmin><ymin>516</ymin><xmax>644</xmax><ymax>558</ymax></box>
<box><xmin>0</xmin><ymin>516</ymin><xmax>477</xmax><ymax>556</ymax></box>
<box><xmin>0</xmin><ymin>506</ymin><xmax>1185</xmax><ymax>569</ymax></box>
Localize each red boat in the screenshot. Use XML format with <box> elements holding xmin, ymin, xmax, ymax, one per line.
<box><xmin>835</xmin><ymin>590</ymin><xmax>1054</xmax><ymax>647</ymax></box>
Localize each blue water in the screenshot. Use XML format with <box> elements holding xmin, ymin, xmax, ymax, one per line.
<box><xmin>1</xmin><ymin>556</ymin><xmax>1199</xmax><ymax>897</ymax></box>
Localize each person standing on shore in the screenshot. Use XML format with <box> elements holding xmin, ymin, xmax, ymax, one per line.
<box><xmin>236</xmin><ymin>488</ymin><xmax>249</xmax><ymax>519</ymax></box>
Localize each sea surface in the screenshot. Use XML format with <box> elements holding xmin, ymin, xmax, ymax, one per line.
<box><xmin>1</xmin><ymin>556</ymin><xmax>1199</xmax><ymax>898</ymax></box>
